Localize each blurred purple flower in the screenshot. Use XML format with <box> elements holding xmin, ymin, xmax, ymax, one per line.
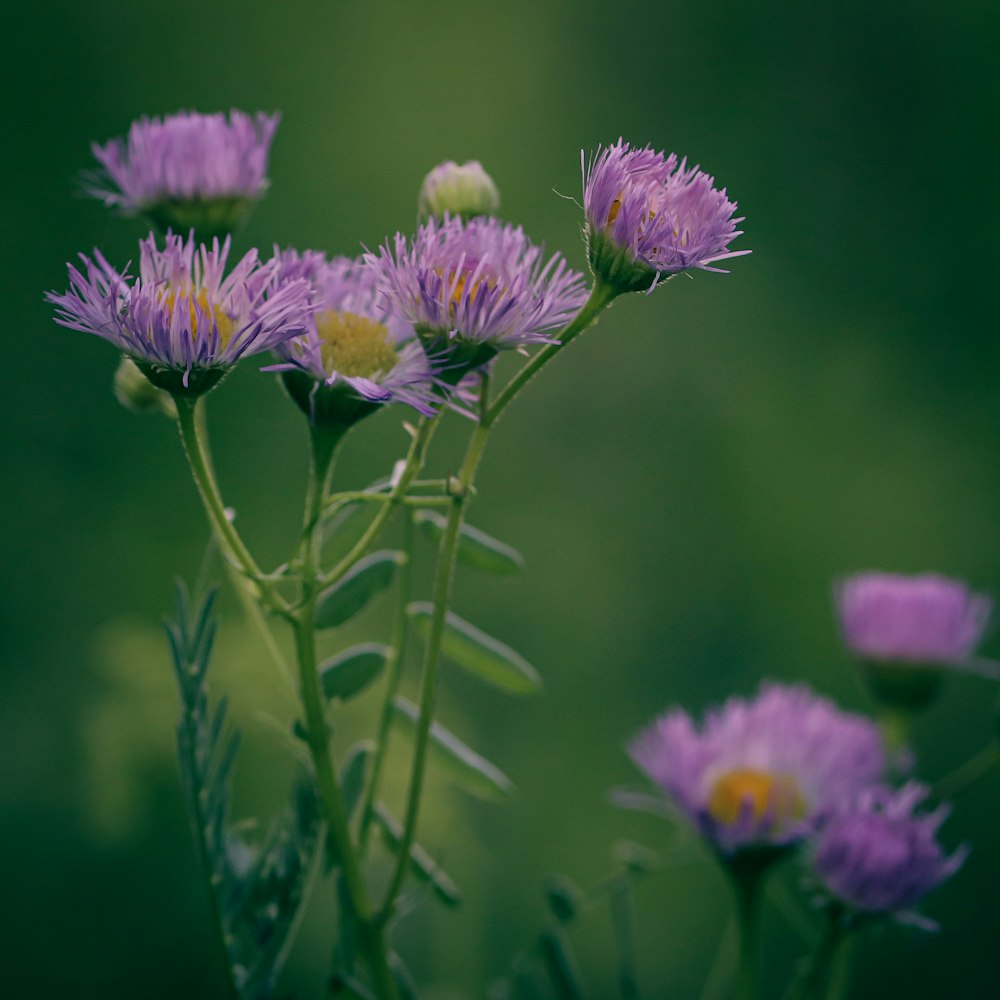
<box><xmin>629</xmin><ymin>684</ymin><xmax>886</xmax><ymax>855</ymax></box>
<box><xmin>268</xmin><ymin>249</ymin><xmax>440</xmax><ymax>417</ymax></box>
<box><xmin>813</xmin><ymin>782</ymin><xmax>967</xmax><ymax>922</ymax></box>
<box><xmin>369</xmin><ymin>215</ymin><xmax>588</xmax><ymax>360</ymax></box>
<box><xmin>86</xmin><ymin>110</ymin><xmax>279</xmax><ymax>213</ymax></box>
<box><xmin>583</xmin><ymin>139</ymin><xmax>749</xmax><ymax>293</ymax></box>
<box><xmin>835</xmin><ymin>572</ymin><xmax>993</xmax><ymax>670</ymax></box>
<box><xmin>48</xmin><ymin>232</ymin><xmax>311</xmax><ymax>395</ymax></box>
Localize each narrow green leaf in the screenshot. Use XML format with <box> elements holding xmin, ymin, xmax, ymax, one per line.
<box><xmin>414</xmin><ymin>510</ymin><xmax>525</xmax><ymax>575</ymax></box>
<box><xmin>316</xmin><ymin>551</ymin><xmax>405</xmax><ymax>629</ymax></box>
<box><xmin>373</xmin><ymin>802</ymin><xmax>462</xmax><ymax>907</ymax></box>
<box><xmin>540</xmin><ymin>926</ymin><xmax>588</xmax><ymax>1000</ymax></box>
<box><xmin>391</xmin><ymin>696</ymin><xmax>515</xmax><ymax>801</ymax></box>
<box><xmin>320</xmin><ymin>643</ymin><xmax>390</xmax><ymax>701</ymax></box>
<box><xmin>407</xmin><ymin>602</ymin><xmax>542</xmax><ymax>695</ymax></box>
<box><xmin>340</xmin><ymin>740</ymin><xmax>374</xmax><ymax>820</ymax></box>
<box><xmin>546</xmin><ymin>875</ymin><xmax>583</xmax><ymax>924</ymax></box>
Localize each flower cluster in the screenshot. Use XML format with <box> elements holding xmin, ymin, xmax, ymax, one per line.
<box><xmin>47</xmin><ymin>231</ymin><xmax>312</xmax><ymax>396</ymax></box>
<box><xmin>85</xmin><ymin>110</ymin><xmax>279</xmax><ymax>237</ymax></box>
<box><xmin>370</xmin><ymin>214</ymin><xmax>589</xmax><ymax>373</ymax></box>
<box><xmin>836</xmin><ymin>572</ymin><xmax>992</xmax><ymax>669</ymax></box>
<box><xmin>629</xmin><ymin>683</ymin><xmax>886</xmax><ymax>856</ymax></box>
<box><xmin>269</xmin><ymin>249</ymin><xmax>440</xmax><ymax>425</ymax></box>
<box><xmin>812</xmin><ymin>782</ymin><xmax>967</xmax><ymax>921</ymax></box>
<box><xmin>583</xmin><ymin>139</ymin><xmax>749</xmax><ymax>293</ymax></box>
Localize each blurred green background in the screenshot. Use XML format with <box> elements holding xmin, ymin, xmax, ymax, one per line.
<box><xmin>3</xmin><ymin>0</ymin><xmax>1000</xmax><ymax>996</ymax></box>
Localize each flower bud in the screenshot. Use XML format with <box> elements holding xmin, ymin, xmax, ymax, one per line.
<box><xmin>113</xmin><ymin>357</ymin><xmax>176</xmax><ymax>416</ymax></box>
<box><xmin>418</xmin><ymin>161</ymin><xmax>500</xmax><ymax>221</ymax></box>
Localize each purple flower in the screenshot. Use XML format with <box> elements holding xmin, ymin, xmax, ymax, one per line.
<box><xmin>629</xmin><ymin>684</ymin><xmax>886</xmax><ymax>855</ymax></box>
<box><xmin>369</xmin><ymin>215</ymin><xmax>588</xmax><ymax>368</ymax></box>
<box><xmin>813</xmin><ymin>782</ymin><xmax>967</xmax><ymax>921</ymax></box>
<box><xmin>84</xmin><ymin>111</ymin><xmax>280</xmax><ymax>237</ymax></box>
<box><xmin>583</xmin><ymin>139</ymin><xmax>749</xmax><ymax>293</ymax></box>
<box><xmin>47</xmin><ymin>231</ymin><xmax>311</xmax><ymax>396</ymax></box>
<box><xmin>267</xmin><ymin>249</ymin><xmax>440</xmax><ymax>419</ymax></box>
<box><xmin>836</xmin><ymin>572</ymin><xmax>993</xmax><ymax>671</ymax></box>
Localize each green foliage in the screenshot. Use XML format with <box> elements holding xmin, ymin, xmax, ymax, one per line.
<box><xmin>320</xmin><ymin>644</ymin><xmax>390</xmax><ymax>702</ymax></box>
<box><xmin>391</xmin><ymin>695</ymin><xmax>515</xmax><ymax>801</ymax></box>
<box><xmin>407</xmin><ymin>602</ymin><xmax>542</xmax><ymax>695</ymax></box>
<box><xmin>414</xmin><ymin>509</ymin><xmax>525</xmax><ymax>575</ymax></box>
<box><xmin>316</xmin><ymin>551</ymin><xmax>405</xmax><ymax>629</ymax></box>
<box><xmin>372</xmin><ymin>802</ymin><xmax>462</xmax><ymax>908</ymax></box>
<box><xmin>166</xmin><ymin>582</ymin><xmax>319</xmax><ymax>1000</ymax></box>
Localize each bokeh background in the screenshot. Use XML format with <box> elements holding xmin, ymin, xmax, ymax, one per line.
<box><xmin>3</xmin><ymin>1</ymin><xmax>999</xmax><ymax>996</ymax></box>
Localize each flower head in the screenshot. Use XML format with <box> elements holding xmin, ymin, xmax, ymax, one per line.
<box><xmin>418</xmin><ymin>161</ymin><xmax>501</xmax><ymax>221</ymax></box>
<box><xmin>583</xmin><ymin>139</ymin><xmax>749</xmax><ymax>293</ymax></box>
<box><xmin>85</xmin><ymin>110</ymin><xmax>280</xmax><ymax>238</ymax></box>
<box><xmin>48</xmin><ymin>231</ymin><xmax>311</xmax><ymax>396</ymax></box>
<box><xmin>812</xmin><ymin>782</ymin><xmax>967</xmax><ymax>921</ymax></box>
<box><xmin>369</xmin><ymin>215</ymin><xmax>588</xmax><ymax>374</ymax></box>
<box><xmin>268</xmin><ymin>249</ymin><xmax>440</xmax><ymax>424</ymax></box>
<box><xmin>629</xmin><ymin>684</ymin><xmax>886</xmax><ymax>856</ymax></box>
<box><xmin>836</xmin><ymin>572</ymin><xmax>992</xmax><ymax>669</ymax></box>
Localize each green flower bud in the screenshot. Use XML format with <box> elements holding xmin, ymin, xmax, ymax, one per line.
<box><xmin>418</xmin><ymin>161</ymin><xmax>500</xmax><ymax>221</ymax></box>
<box><xmin>113</xmin><ymin>357</ymin><xmax>177</xmax><ymax>416</ymax></box>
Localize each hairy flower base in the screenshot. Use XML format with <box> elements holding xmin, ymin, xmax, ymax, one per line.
<box><xmin>861</xmin><ymin>660</ymin><xmax>945</xmax><ymax>711</ymax></box>
<box><xmin>145</xmin><ymin>196</ymin><xmax>254</xmax><ymax>242</ymax></box>
<box><xmin>138</xmin><ymin>360</ymin><xmax>228</xmax><ymax>398</ymax></box>
<box><xmin>586</xmin><ymin>226</ymin><xmax>661</xmax><ymax>294</ymax></box>
<box><xmin>280</xmin><ymin>368</ymin><xmax>382</xmax><ymax>430</ymax></box>
<box><xmin>416</xmin><ymin>327</ymin><xmax>498</xmax><ymax>385</ymax></box>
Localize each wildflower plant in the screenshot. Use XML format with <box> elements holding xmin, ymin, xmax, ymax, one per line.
<box><xmin>49</xmin><ymin>112</ymin><xmax>994</xmax><ymax>1000</ymax></box>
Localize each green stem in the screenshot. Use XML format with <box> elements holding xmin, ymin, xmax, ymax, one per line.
<box><xmin>359</xmin><ymin>510</ymin><xmax>415</xmax><ymax>853</ymax></box>
<box><xmin>484</xmin><ymin>280</ymin><xmax>619</xmax><ymax>426</ymax></box>
<box><xmin>783</xmin><ymin>910</ymin><xmax>850</xmax><ymax>1000</ymax></box>
<box><xmin>319</xmin><ymin>417</ymin><xmax>435</xmax><ymax>589</ymax></box>
<box><xmin>379</xmin><ymin>421</ymin><xmax>491</xmax><ymax>919</ymax></box>
<box><xmin>294</xmin><ymin>426</ymin><xmax>398</xmax><ymax>1000</ymax></box>
<box><xmin>173</xmin><ymin>395</ymin><xmax>287</xmax><ymax>614</ymax></box>
<box><xmin>731</xmin><ymin>865</ymin><xmax>765</xmax><ymax>1000</ymax></box>
<box><xmin>936</xmin><ymin>742</ymin><xmax>1000</xmax><ymax>799</ymax></box>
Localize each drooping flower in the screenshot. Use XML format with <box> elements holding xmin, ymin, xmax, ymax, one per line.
<box><xmin>812</xmin><ymin>782</ymin><xmax>967</xmax><ymax>922</ymax></box>
<box><xmin>418</xmin><ymin>161</ymin><xmax>501</xmax><ymax>221</ymax></box>
<box><xmin>268</xmin><ymin>249</ymin><xmax>440</xmax><ymax>426</ymax></box>
<box><xmin>628</xmin><ymin>684</ymin><xmax>886</xmax><ymax>856</ymax></box>
<box><xmin>84</xmin><ymin>111</ymin><xmax>280</xmax><ymax>238</ymax></box>
<box><xmin>369</xmin><ymin>214</ymin><xmax>588</xmax><ymax>375</ymax></box>
<box><xmin>47</xmin><ymin>231</ymin><xmax>311</xmax><ymax>397</ymax></box>
<box><xmin>835</xmin><ymin>572</ymin><xmax>992</xmax><ymax>670</ymax></box>
<box><xmin>583</xmin><ymin>139</ymin><xmax>749</xmax><ymax>294</ymax></box>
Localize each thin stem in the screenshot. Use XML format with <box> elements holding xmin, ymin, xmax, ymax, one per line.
<box><xmin>359</xmin><ymin>510</ymin><xmax>415</xmax><ymax>853</ymax></box>
<box><xmin>730</xmin><ymin>865</ymin><xmax>765</xmax><ymax>1000</ymax></box>
<box><xmin>173</xmin><ymin>395</ymin><xmax>288</xmax><ymax>615</ymax></box>
<box><xmin>319</xmin><ymin>418</ymin><xmax>435</xmax><ymax>589</ymax></box>
<box><xmin>936</xmin><ymin>742</ymin><xmax>1000</xmax><ymax>799</ymax></box>
<box><xmin>294</xmin><ymin>426</ymin><xmax>398</xmax><ymax>1000</ymax></box>
<box><xmin>484</xmin><ymin>280</ymin><xmax>619</xmax><ymax>426</ymax></box>
<box><xmin>782</xmin><ymin>910</ymin><xmax>850</xmax><ymax>1000</ymax></box>
<box><xmin>379</xmin><ymin>421</ymin><xmax>491</xmax><ymax>920</ymax></box>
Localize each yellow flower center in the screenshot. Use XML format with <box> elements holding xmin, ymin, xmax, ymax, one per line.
<box><xmin>165</xmin><ymin>288</ymin><xmax>235</xmax><ymax>348</ymax></box>
<box><xmin>436</xmin><ymin>265</ymin><xmax>496</xmax><ymax>314</ymax></box>
<box><xmin>707</xmin><ymin>769</ymin><xmax>805</xmax><ymax>828</ymax></box>
<box><xmin>315</xmin><ymin>310</ymin><xmax>398</xmax><ymax>378</ymax></box>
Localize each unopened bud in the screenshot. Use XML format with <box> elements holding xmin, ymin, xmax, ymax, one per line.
<box><xmin>418</xmin><ymin>160</ymin><xmax>500</xmax><ymax>221</ymax></box>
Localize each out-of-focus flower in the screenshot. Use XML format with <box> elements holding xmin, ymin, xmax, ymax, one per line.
<box><xmin>812</xmin><ymin>782</ymin><xmax>967</xmax><ymax>923</ymax></box>
<box><xmin>418</xmin><ymin>161</ymin><xmax>501</xmax><ymax>221</ymax></box>
<box><xmin>84</xmin><ymin>111</ymin><xmax>280</xmax><ymax>238</ymax></box>
<box><xmin>629</xmin><ymin>684</ymin><xmax>885</xmax><ymax>856</ymax></box>
<box><xmin>583</xmin><ymin>139</ymin><xmax>749</xmax><ymax>294</ymax></box>
<box><xmin>369</xmin><ymin>215</ymin><xmax>588</xmax><ymax>376</ymax></box>
<box><xmin>48</xmin><ymin>232</ymin><xmax>311</xmax><ymax>397</ymax></box>
<box><xmin>836</xmin><ymin>572</ymin><xmax>992</xmax><ymax>669</ymax></box>
<box><xmin>268</xmin><ymin>250</ymin><xmax>440</xmax><ymax>427</ymax></box>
